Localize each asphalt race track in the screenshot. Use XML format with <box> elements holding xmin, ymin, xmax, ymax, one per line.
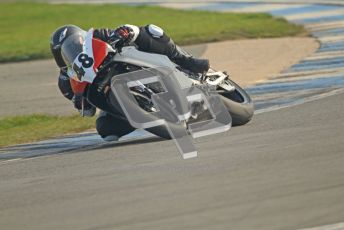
<box><xmin>1</xmin><ymin>91</ymin><xmax>344</xmax><ymax>230</ymax></box>
<box><xmin>1</xmin><ymin>1</ymin><xmax>344</xmax><ymax>230</ymax></box>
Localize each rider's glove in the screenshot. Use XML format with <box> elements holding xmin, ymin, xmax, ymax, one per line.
<box><xmin>72</xmin><ymin>95</ymin><xmax>96</xmax><ymax>117</ymax></box>
<box><xmin>108</xmin><ymin>26</ymin><xmax>134</xmax><ymax>49</ymax></box>
<box><xmin>115</xmin><ymin>26</ymin><xmax>134</xmax><ymax>43</ymax></box>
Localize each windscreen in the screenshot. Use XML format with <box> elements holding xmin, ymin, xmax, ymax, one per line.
<box><xmin>61</xmin><ymin>32</ymin><xmax>86</xmax><ymax>68</ymax></box>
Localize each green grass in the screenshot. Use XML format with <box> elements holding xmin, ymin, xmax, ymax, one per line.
<box><xmin>0</xmin><ymin>2</ymin><xmax>306</xmax><ymax>63</ymax></box>
<box><xmin>0</xmin><ymin>114</ymin><xmax>96</xmax><ymax>147</ymax></box>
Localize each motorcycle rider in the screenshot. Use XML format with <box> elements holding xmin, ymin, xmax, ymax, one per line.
<box><xmin>50</xmin><ymin>24</ymin><xmax>210</xmax><ymax>141</ymax></box>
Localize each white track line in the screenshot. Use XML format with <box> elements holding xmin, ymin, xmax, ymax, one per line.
<box><xmin>308</xmin><ymin>50</ymin><xmax>344</xmax><ymax>57</ymax></box>
<box><xmin>158</xmin><ymin>3</ymin><xmax>209</xmax><ymax>9</ymax></box>
<box><xmin>228</xmin><ymin>4</ymin><xmax>306</xmax><ymax>13</ymax></box>
<box><xmin>255</xmin><ymin>88</ymin><xmax>344</xmax><ymax>114</ymax></box>
<box><xmin>0</xmin><ymin>158</ymin><xmax>23</xmax><ymax>165</ymax></box>
<box><xmin>209</xmin><ymin>0</ymin><xmax>344</xmax><ymax>4</ymax></box>
<box><xmin>299</xmin><ymin>222</ymin><xmax>344</xmax><ymax>230</ymax></box>
<box><xmin>286</xmin><ymin>9</ymin><xmax>344</xmax><ymax>21</ymax></box>
<box><xmin>318</xmin><ymin>35</ymin><xmax>344</xmax><ymax>43</ymax></box>
<box><xmin>267</xmin><ymin>71</ymin><xmax>344</xmax><ymax>83</ymax></box>
<box><xmin>272</xmin><ymin>67</ymin><xmax>344</xmax><ymax>79</ymax></box>
<box><xmin>304</xmin><ymin>51</ymin><xmax>344</xmax><ymax>61</ymax></box>
<box><xmin>306</xmin><ymin>21</ymin><xmax>344</xmax><ymax>32</ymax></box>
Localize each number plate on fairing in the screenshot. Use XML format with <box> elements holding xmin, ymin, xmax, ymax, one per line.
<box><xmin>72</xmin><ymin>29</ymin><xmax>109</xmax><ymax>83</ymax></box>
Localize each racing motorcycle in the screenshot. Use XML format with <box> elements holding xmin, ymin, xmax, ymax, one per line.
<box><xmin>62</xmin><ymin>29</ymin><xmax>254</xmax><ymax>142</ymax></box>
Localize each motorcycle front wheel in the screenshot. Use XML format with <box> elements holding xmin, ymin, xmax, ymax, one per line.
<box><xmin>217</xmin><ymin>78</ymin><xmax>254</xmax><ymax>126</ymax></box>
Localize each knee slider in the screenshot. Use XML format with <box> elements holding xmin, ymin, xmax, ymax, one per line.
<box><xmin>96</xmin><ymin>115</ymin><xmax>112</xmax><ymax>138</ymax></box>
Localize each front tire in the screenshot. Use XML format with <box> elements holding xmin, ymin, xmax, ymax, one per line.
<box><xmin>218</xmin><ymin>79</ymin><xmax>254</xmax><ymax>126</ymax></box>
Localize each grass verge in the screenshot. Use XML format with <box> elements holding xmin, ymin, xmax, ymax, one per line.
<box><xmin>0</xmin><ymin>114</ymin><xmax>95</xmax><ymax>147</ymax></box>
<box><xmin>0</xmin><ymin>3</ymin><xmax>306</xmax><ymax>63</ymax></box>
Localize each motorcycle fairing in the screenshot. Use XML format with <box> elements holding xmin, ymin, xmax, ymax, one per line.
<box><xmin>114</xmin><ymin>47</ymin><xmax>176</xmax><ymax>70</ymax></box>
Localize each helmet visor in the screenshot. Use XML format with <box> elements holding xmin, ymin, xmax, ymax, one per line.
<box><xmin>60</xmin><ymin>31</ymin><xmax>86</xmax><ymax>68</ymax></box>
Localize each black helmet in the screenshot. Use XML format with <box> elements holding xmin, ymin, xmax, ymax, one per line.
<box><xmin>50</xmin><ymin>25</ymin><xmax>85</xmax><ymax>68</ymax></box>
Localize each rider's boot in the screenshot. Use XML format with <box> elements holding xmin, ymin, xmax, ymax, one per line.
<box><xmin>96</xmin><ymin>111</ymin><xmax>135</xmax><ymax>141</ymax></box>
<box><xmin>171</xmin><ymin>45</ymin><xmax>210</xmax><ymax>74</ymax></box>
